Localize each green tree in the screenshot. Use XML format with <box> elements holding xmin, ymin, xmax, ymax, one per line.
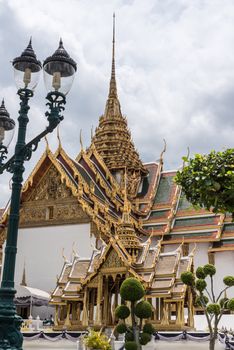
<box><xmin>175</xmin><ymin>149</ymin><xmax>234</xmax><ymax>218</ymax></box>
<box><xmin>181</xmin><ymin>265</ymin><xmax>234</xmax><ymax>350</ymax></box>
<box><xmin>115</xmin><ymin>277</ymin><xmax>155</xmax><ymax>350</ymax></box>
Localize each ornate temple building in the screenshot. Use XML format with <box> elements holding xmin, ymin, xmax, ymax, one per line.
<box><xmin>0</xmin><ymin>18</ymin><xmax>233</xmax><ymax>330</ymax></box>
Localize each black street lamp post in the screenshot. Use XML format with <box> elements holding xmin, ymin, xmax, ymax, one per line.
<box><xmin>0</xmin><ymin>39</ymin><xmax>76</xmax><ymax>350</ymax></box>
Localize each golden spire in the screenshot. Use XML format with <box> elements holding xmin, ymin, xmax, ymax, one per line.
<box><xmin>109</xmin><ymin>12</ymin><xmax>117</xmax><ymax>99</ymax></box>
<box><xmin>20</xmin><ymin>261</ymin><xmax>27</xmax><ymax>286</ymax></box>
<box><xmin>91</xmin><ymin>14</ymin><xmax>147</xmax><ymax>181</ymax></box>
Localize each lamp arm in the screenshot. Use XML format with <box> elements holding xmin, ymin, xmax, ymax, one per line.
<box><xmin>0</xmin><ymin>90</ymin><xmax>66</xmax><ymax>174</ymax></box>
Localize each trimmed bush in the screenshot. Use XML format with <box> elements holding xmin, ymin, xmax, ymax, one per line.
<box><xmin>227</xmin><ymin>298</ymin><xmax>234</xmax><ymax>311</ymax></box>
<box><xmin>116</xmin><ymin>323</ymin><xmax>127</xmax><ymax>334</ymax></box>
<box><xmin>223</xmin><ymin>276</ymin><xmax>234</xmax><ymax>287</ymax></box>
<box><xmin>125</xmin><ymin>341</ymin><xmax>138</xmax><ymax>350</ymax></box>
<box><xmin>207</xmin><ymin>303</ymin><xmax>221</xmax><ymax>315</ymax></box>
<box><xmin>203</xmin><ymin>264</ymin><xmax>216</xmax><ymax>277</ymax></box>
<box><xmin>115</xmin><ymin>305</ymin><xmax>130</xmax><ymax>319</ymax></box>
<box><xmin>125</xmin><ymin>331</ymin><xmax>134</xmax><ymax>342</ymax></box>
<box><xmin>120</xmin><ymin>278</ymin><xmax>145</xmax><ymax>302</ymax></box>
<box><xmin>196</xmin><ymin>267</ymin><xmax>206</xmax><ymax>279</ymax></box>
<box><xmin>143</xmin><ymin>323</ymin><xmax>155</xmax><ymax>335</ymax></box>
<box><xmin>135</xmin><ymin>301</ymin><xmax>152</xmax><ymax>319</ymax></box>
<box><xmin>139</xmin><ymin>333</ymin><xmax>151</xmax><ymax>345</ymax></box>
<box><xmin>181</xmin><ymin>271</ymin><xmax>195</xmax><ymax>286</ymax></box>
<box><xmin>195</xmin><ymin>279</ymin><xmax>207</xmax><ymax>292</ymax></box>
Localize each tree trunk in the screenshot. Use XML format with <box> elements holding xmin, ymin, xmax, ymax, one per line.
<box><xmin>209</xmin><ymin>336</ymin><xmax>216</xmax><ymax>350</ymax></box>
<box><xmin>131</xmin><ymin>301</ymin><xmax>141</xmax><ymax>350</ymax></box>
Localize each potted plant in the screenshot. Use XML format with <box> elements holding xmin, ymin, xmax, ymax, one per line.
<box><xmin>84</xmin><ymin>329</ymin><xmax>111</xmax><ymax>350</ymax></box>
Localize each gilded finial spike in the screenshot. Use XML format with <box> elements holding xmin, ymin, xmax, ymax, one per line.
<box><xmin>28</xmin><ymin>37</ymin><xmax>32</xmax><ymax>49</ymax></box>
<box><xmin>44</xmin><ymin>136</ymin><xmax>49</xmax><ymax>151</ymax></box>
<box><xmin>189</xmin><ymin>243</ymin><xmax>197</xmax><ymax>257</ymax></box>
<box><xmin>79</xmin><ymin>129</ymin><xmax>84</xmax><ymax>151</ymax></box>
<box><xmin>108</xmin><ymin>13</ymin><xmax>117</xmax><ymax>99</ymax></box>
<box><xmin>59</xmin><ymin>38</ymin><xmax>63</xmax><ymax>48</ymax></box>
<box><xmin>62</xmin><ymin>248</ymin><xmax>69</xmax><ymax>263</ymax></box>
<box><xmin>91</xmin><ymin>125</ymin><xmax>94</xmax><ymax>140</ymax></box>
<box><xmin>20</xmin><ymin>261</ymin><xmax>27</xmax><ymax>286</ymax></box>
<box><xmin>160</xmin><ymin>139</ymin><xmax>167</xmax><ymax>165</ymax></box>
<box><xmin>57</xmin><ymin>125</ymin><xmax>62</xmax><ymax>150</ymax></box>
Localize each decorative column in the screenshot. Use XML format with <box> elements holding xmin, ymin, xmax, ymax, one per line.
<box><xmin>162</xmin><ymin>302</ymin><xmax>169</xmax><ymax>326</ymax></box>
<box><xmin>95</xmin><ymin>274</ymin><xmax>103</xmax><ymax>325</ymax></box>
<box><xmin>77</xmin><ymin>302</ymin><xmax>81</xmax><ymax>324</ymax></box>
<box><xmin>82</xmin><ymin>288</ymin><xmax>88</xmax><ymax>327</ymax></box>
<box><xmin>103</xmin><ymin>276</ymin><xmax>109</xmax><ymax>325</ymax></box>
<box><xmin>54</xmin><ymin>305</ymin><xmax>59</xmax><ymax>327</ymax></box>
<box><xmin>113</xmin><ymin>278</ymin><xmax>119</xmax><ymax>322</ymax></box>
<box><xmin>65</xmin><ymin>303</ymin><xmax>71</xmax><ymax>327</ymax></box>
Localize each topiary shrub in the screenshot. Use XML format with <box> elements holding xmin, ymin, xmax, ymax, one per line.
<box><xmin>125</xmin><ymin>341</ymin><xmax>138</xmax><ymax>350</ymax></box>
<box><xmin>223</xmin><ymin>276</ymin><xmax>234</xmax><ymax>287</ymax></box>
<box><xmin>195</xmin><ymin>279</ymin><xmax>207</xmax><ymax>292</ymax></box>
<box><xmin>206</xmin><ymin>303</ymin><xmax>221</xmax><ymax>315</ymax></box>
<box><xmin>115</xmin><ymin>305</ymin><xmax>130</xmax><ymax>319</ymax></box>
<box><xmin>203</xmin><ymin>264</ymin><xmax>216</xmax><ymax>276</ymax></box>
<box><xmin>227</xmin><ymin>298</ymin><xmax>234</xmax><ymax>311</ymax></box>
<box><xmin>115</xmin><ymin>323</ymin><xmax>127</xmax><ymax>334</ymax></box>
<box><xmin>139</xmin><ymin>333</ymin><xmax>151</xmax><ymax>345</ymax></box>
<box><xmin>196</xmin><ymin>266</ymin><xmax>206</xmax><ymax>279</ymax></box>
<box><xmin>181</xmin><ymin>263</ymin><xmax>234</xmax><ymax>350</ymax></box>
<box><xmin>120</xmin><ymin>278</ymin><xmax>145</xmax><ymax>301</ymax></box>
<box><xmin>142</xmin><ymin>323</ymin><xmax>155</xmax><ymax>335</ymax></box>
<box><xmin>125</xmin><ymin>331</ymin><xmax>134</xmax><ymax>342</ymax></box>
<box><xmin>115</xmin><ymin>277</ymin><xmax>153</xmax><ymax>350</ymax></box>
<box><xmin>181</xmin><ymin>271</ymin><xmax>195</xmax><ymax>286</ymax></box>
<box><xmin>135</xmin><ymin>301</ymin><xmax>152</xmax><ymax>319</ymax></box>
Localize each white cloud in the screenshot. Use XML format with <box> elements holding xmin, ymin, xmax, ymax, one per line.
<box><xmin>0</xmin><ymin>0</ymin><xmax>234</xmax><ymax>206</ymax></box>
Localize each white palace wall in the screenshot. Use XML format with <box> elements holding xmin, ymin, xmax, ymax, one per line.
<box><xmin>2</xmin><ymin>223</ymin><xmax>93</xmax><ymax>292</ymax></box>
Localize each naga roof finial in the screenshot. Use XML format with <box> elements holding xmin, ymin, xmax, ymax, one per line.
<box><xmin>79</xmin><ymin>129</ymin><xmax>84</xmax><ymax>151</ymax></box>
<box><xmin>57</xmin><ymin>125</ymin><xmax>62</xmax><ymax>150</ymax></box>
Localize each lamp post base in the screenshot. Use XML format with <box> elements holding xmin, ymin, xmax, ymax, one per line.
<box><xmin>0</xmin><ymin>288</ymin><xmax>23</xmax><ymax>350</ymax></box>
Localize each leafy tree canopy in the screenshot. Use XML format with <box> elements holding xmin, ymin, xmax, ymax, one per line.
<box><xmin>175</xmin><ymin>149</ymin><xmax>234</xmax><ymax>218</ymax></box>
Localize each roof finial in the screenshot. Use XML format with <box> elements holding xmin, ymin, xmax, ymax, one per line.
<box><xmin>20</xmin><ymin>261</ymin><xmax>27</xmax><ymax>286</ymax></box>
<box><xmin>44</xmin><ymin>135</ymin><xmax>49</xmax><ymax>152</ymax></box>
<box><xmin>80</xmin><ymin>129</ymin><xmax>84</xmax><ymax>151</ymax></box>
<box><xmin>57</xmin><ymin>125</ymin><xmax>62</xmax><ymax>150</ymax></box>
<box><xmin>160</xmin><ymin>139</ymin><xmax>167</xmax><ymax>165</ymax></box>
<box><xmin>108</xmin><ymin>13</ymin><xmax>117</xmax><ymax>98</ymax></box>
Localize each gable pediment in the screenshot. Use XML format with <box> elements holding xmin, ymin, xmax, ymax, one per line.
<box><xmin>100</xmin><ymin>248</ymin><xmax>126</xmax><ymax>271</ymax></box>
<box><xmin>19</xmin><ymin>164</ymin><xmax>90</xmax><ymax>227</ymax></box>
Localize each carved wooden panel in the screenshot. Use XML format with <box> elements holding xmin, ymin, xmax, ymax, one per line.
<box><xmin>101</xmin><ymin>249</ymin><xmax>125</xmax><ymax>270</ymax></box>
<box><xmin>19</xmin><ymin>165</ymin><xmax>90</xmax><ymax>227</ymax></box>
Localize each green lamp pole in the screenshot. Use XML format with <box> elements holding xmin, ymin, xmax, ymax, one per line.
<box><xmin>0</xmin><ymin>39</ymin><xmax>77</xmax><ymax>349</ymax></box>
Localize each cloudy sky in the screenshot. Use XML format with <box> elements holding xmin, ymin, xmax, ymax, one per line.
<box><xmin>0</xmin><ymin>0</ymin><xmax>234</xmax><ymax>207</ymax></box>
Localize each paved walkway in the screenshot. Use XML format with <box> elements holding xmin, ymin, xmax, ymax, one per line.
<box><xmin>24</xmin><ymin>339</ymin><xmax>225</xmax><ymax>350</ymax></box>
